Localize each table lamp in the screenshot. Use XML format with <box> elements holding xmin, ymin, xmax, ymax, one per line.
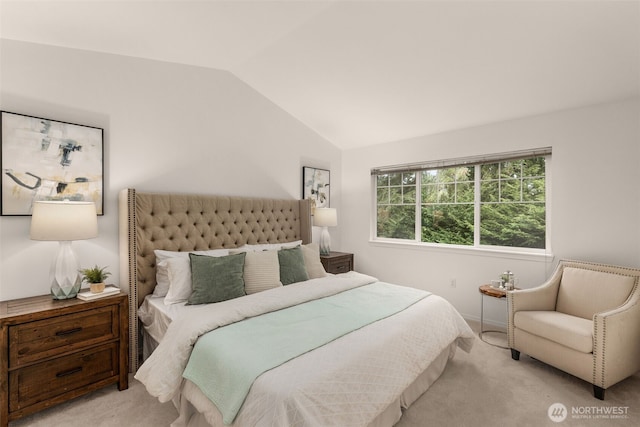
<box><xmin>314</xmin><ymin>208</ymin><xmax>337</xmax><ymax>256</ymax></box>
<box><xmin>30</xmin><ymin>200</ymin><xmax>98</xmax><ymax>299</ymax></box>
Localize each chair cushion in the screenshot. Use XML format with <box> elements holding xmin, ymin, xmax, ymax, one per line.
<box><xmin>514</xmin><ymin>311</ymin><xmax>593</xmax><ymax>353</ymax></box>
<box><xmin>556</xmin><ymin>267</ymin><xmax>636</xmax><ymax>319</ymax></box>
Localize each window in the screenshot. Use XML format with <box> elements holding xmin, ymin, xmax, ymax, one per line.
<box><xmin>374</xmin><ymin>148</ymin><xmax>550</xmax><ymax>251</ymax></box>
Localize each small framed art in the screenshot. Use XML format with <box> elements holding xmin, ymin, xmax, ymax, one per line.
<box><xmin>1</xmin><ymin>111</ymin><xmax>104</xmax><ymax>215</ymax></box>
<box><xmin>302</xmin><ymin>166</ymin><xmax>330</xmax><ymax>209</ymax></box>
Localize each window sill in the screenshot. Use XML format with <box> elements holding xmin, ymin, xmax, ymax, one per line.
<box><xmin>368</xmin><ymin>239</ymin><xmax>554</xmax><ymax>263</ymax></box>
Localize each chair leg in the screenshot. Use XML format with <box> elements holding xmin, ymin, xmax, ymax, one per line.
<box><xmin>593</xmin><ymin>385</ymin><xmax>605</xmax><ymax>400</ymax></box>
<box><xmin>510</xmin><ymin>349</ymin><xmax>520</xmax><ymax>360</ymax></box>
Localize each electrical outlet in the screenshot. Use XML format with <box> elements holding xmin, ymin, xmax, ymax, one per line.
<box><xmin>450</xmin><ymin>278</ymin><xmax>456</xmax><ymax>288</ymax></box>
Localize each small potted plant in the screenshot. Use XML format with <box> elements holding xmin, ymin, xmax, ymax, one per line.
<box><xmin>79</xmin><ymin>265</ymin><xmax>111</xmax><ymax>293</ymax></box>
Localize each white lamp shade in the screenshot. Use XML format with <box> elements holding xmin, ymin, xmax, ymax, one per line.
<box><xmin>314</xmin><ymin>208</ymin><xmax>337</xmax><ymax>227</ymax></box>
<box><xmin>30</xmin><ymin>201</ymin><xmax>98</xmax><ymax>241</ymax></box>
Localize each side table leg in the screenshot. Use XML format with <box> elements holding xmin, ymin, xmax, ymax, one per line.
<box><xmin>480</xmin><ymin>293</ymin><xmax>485</xmax><ymax>336</ymax></box>
<box><xmin>478</xmin><ymin>290</ymin><xmax>509</xmax><ymax>349</ymax></box>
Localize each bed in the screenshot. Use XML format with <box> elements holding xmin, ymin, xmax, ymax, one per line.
<box><xmin>118</xmin><ymin>189</ymin><xmax>474</xmax><ymax>427</ymax></box>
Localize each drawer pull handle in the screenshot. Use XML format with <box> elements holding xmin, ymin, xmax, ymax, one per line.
<box><xmin>56</xmin><ymin>327</ymin><xmax>83</xmax><ymax>337</ymax></box>
<box><xmin>56</xmin><ymin>367</ymin><xmax>83</xmax><ymax>378</ymax></box>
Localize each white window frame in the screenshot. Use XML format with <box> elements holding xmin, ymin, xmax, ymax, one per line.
<box><xmin>371</xmin><ymin>148</ymin><xmax>552</xmax><ymax>258</ymax></box>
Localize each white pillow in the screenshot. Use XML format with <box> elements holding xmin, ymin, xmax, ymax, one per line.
<box><xmin>240</xmin><ymin>240</ymin><xmax>302</xmax><ymax>252</ymax></box>
<box><xmin>242</xmin><ymin>250</ymin><xmax>283</xmax><ymax>294</ymax></box>
<box><xmin>162</xmin><ymin>258</ymin><xmax>192</xmax><ymax>305</ymax></box>
<box><xmin>154</xmin><ymin>248</ymin><xmax>229</xmax><ymax>297</ymax></box>
<box><xmin>154</xmin><ymin>248</ymin><xmax>229</xmax><ymax>263</ymax></box>
<box><xmin>301</xmin><ymin>243</ymin><xmax>327</xmax><ymax>279</ymax></box>
<box><xmin>154</xmin><ymin>264</ymin><xmax>171</xmax><ymax>297</ymax></box>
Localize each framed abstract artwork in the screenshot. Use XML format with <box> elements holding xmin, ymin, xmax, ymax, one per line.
<box><xmin>302</xmin><ymin>166</ymin><xmax>330</xmax><ymax>209</ymax></box>
<box><xmin>1</xmin><ymin>111</ymin><xmax>104</xmax><ymax>215</ymax></box>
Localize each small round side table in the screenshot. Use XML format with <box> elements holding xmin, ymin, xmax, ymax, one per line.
<box><xmin>478</xmin><ymin>284</ymin><xmax>514</xmax><ymax>349</ymax></box>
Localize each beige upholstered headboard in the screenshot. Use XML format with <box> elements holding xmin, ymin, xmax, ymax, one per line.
<box><xmin>118</xmin><ymin>189</ymin><xmax>312</xmax><ymax>371</ymax></box>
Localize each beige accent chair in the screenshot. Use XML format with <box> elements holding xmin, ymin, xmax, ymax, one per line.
<box><xmin>508</xmin><ymin>259</ymin><xmax>640</xmax><ymax>400</ymax></box>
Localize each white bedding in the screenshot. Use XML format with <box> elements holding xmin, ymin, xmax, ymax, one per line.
<box><xmin>138</xmin><ymin>295</ymin><xmax>190</xmax><ymax>359</ymax></box>
<box><xmin>136</xmin><ymin>272</ymin><xmax>475</xmax><ymax>427</ymax></box>
<box><xmin>138</xmin><ymin>294</ymin><xmax>187</xmax><ymax>344</ymax></box>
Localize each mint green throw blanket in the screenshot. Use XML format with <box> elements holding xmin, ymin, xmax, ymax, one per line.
<box><xmin>182</xmin><ymin>282</ymin><xmax>430</xmax><ymax>424</ymax></box>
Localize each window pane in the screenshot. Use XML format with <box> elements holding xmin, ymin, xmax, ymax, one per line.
<box><xmin>403</xmin><ymin>185</ymin><xmax>416</xmax><ymax>203</ymax></box>
<box><xmin>479</xmin><ymin>156</ymin><xmax>546</xmax><ymax>249</ymax></box>
<box><xmin>422</xmin><ymin>184</ymin><xmax>437</xmax><ymax>203</ymax></box>
<box><xmin>480</xmin><ymin>203</ymin><xmax>545</xmax><ymax>248</ymax></box>
<box><xmin>454</xmin><ymin>166</ymin><xmax>474</xmax><ymax>182</ymax></box>
<box><xmin>377</xmin><ymin>187</ymin><xmax>389</xmax><ymax>204</ymax></box>
<box><xmin>377</xmin><ymin>205</ymin><xmax>415</xmax><ymax>239</ymax></box>
<box><xmin>422</xmin><ymin>170</ymin><xmax>438</xmax><ymax>184</ymax></box>
<box><xmin>402</xmin><ymin>173</ymin><xmax>416</xmax><ymax>185</ymax></box>
<box><xmin>377</xmin><ymin>174</ymin><xmax>389</xmax><ymax>186</ymax></box>
<box><xmin>389</xmin><ymin>173</ymin><xmax>402</xmax><ymax>186</ymax></box>
<box><xmin>389</xmin><ymin>187</ymin><xmax>403</xmax><ymax>204</ymax></box>
<box><xmin>481</xmin><ymin>163</ymin><xmax>499</xmax><ymax>180</ymax></box>
<box><xmin>481</xmin><ymin>180</ymin><xmax>499</xmax><ymax>202</ymax></box>
<box><xmin>500</xmin><ymin>178</ymin><xmax>521</xmax><ymax>202</ymax></box>
<box><xmin>522</xmin><ymin>157</ymin><xmax>545</xmax><ymax>176</ymax></box>
<box><xmin>439</xmin><ymin>183</ymin><xmax>454</xmax><ymax>203</ymax></box>
<box><xmin>421</xmin><ymin>204</ymin><xmax>474</xmax><ymax>245</ymax></box>
<box><xmin>500</xmin><ymin>161</ymin><xmax>520</xmax><ymax>178</ymax></box>
<box><xmin>523</xmin><ymin>178</ymin><xmax>545</xmax><ymax>202</ymax></box>
<box><xmin>456</xmin><ymin>182</ymin><xmax>474</xmax><ymax>203</ymax></box>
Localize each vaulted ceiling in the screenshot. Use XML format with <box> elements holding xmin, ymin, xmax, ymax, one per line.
<box><xmin>1</xmin><ymin>1</ymin><xmax>638</xmax><ymax>149</ymax></box>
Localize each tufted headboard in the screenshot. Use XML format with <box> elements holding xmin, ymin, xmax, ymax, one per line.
<box><xmin>118</xmin><ymin>189</ymin><xmax>312</xmax><ymax>371</ymax></box>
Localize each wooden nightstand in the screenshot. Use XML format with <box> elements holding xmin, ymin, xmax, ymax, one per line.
<box><xmin>0</xmin><ymin>291</ymin><xmax>128</xmax><ymax>427</ymax></box>
<box><xmin>320</xmin><ymin>251</ymin><xmax>354</xmax><ymax>274</ymax></box>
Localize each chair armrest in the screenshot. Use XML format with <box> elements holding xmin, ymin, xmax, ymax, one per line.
<box><xmin>509</xmin><ymin>268</ymin><xmax>561</xmax><ymax>313</ymax></box>
<box><xmin>509</xmin><ymin>283</ymin><xmax>559</xmax><ymax>312</ymax></box>
<box><xmin>593</xmin><ymin>288</ymin><xmax>640</xmax><ymax>388</ymax></box>
<box><xmin>507</xmin><ymin>265</ymin><xmax>562</xmax><ymax>348</ymax></box>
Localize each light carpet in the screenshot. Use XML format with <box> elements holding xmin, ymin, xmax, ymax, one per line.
<box><xmin>11</xmin><ymin>321</ymin><xmax>639</xmax><ymax>427</ymax></box>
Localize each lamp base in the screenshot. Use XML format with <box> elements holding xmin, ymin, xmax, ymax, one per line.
<box><xmin>50</xmin><ymin>241</ymin><xmax>82</xmax><ymax>299</ymax></box>
<box><xmin>319</xmin><ymin>226</ymin><xmax>331</xmax><ymax>256</ymax></box>
<box><xmin>50</xmin><ymin>281</ymin><xmax>81</xmax><ymax>300</ymax></box>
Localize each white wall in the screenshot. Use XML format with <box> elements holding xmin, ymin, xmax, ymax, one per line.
<box><xmin>0</xmin><ymin>40</ymin><xmax>342</xmax><ymax>300</ymax></box>
<box><xmin>342</xmin><ymin>98</ymin><xmax>640</xmax><ymax>326</ymax></box>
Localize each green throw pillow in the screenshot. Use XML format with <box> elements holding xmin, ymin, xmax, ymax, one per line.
<box><xmin>278</xmin><ymin>246</ymin><xmax>309</xmax><ymax>285</ymax></box>
<box><xmin>187</xmin><ymin>252</ymin><xmax>246</xmax><ymax>305</ymax></box>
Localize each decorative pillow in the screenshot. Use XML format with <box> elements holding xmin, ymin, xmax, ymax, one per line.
<box><xmin>241</xmin><ymin>240</ymin><xmax>302</xmax><ymax>252</ymax></box>
<box><xmin>301</xmin><ymin>243</ymin><xmax>327</xmax><ymax>279</ymax></box>
<box><xmin>162</xmin><ymin>257</ymin><xmax>192</xmax><ymax>305</ymax></box>
<box><xmin>153</xmin><ymin>248</ymin><xmax>229</xmax><ymax>297</ymax></box>
<box><xmin>187</xmin><ymin>253</ymin><xmax>247</xmax><ymax>305</ymax></box>
<box><xmin>278</xmin><ymin>246</ymin><xmax>309</xmax><ymax>285</ymax></box>
<box><xmin>233</xmin><ymin>250</ymin><xmax>283</xmax><ymax>294</ymax></box>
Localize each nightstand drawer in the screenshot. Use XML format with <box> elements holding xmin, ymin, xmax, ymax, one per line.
<box><xmin>330</xmin><ymin>259</ymin><xmax>352</xmax><ymax>273</ymax></box>
<box><xmin>9</xmin><ymin>342</ymin><xmax>118</xmax><ymax>412</ymax></box>
<box><xmin>9</xmin><ymin>305</ymin><xmax>118</xmax><ymax>367</ymax></box>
